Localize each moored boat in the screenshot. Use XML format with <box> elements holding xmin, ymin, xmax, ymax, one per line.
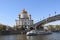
<box><xmin>26</xmin><ymin>30</ymin><xmax>52</xmax><ymax>36</ymax></box>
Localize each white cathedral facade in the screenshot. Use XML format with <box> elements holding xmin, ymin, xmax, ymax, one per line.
<box><xmin>16</xmin><ymin>9</ymin><xmax>33</xmax><ymax>29</ymax></box>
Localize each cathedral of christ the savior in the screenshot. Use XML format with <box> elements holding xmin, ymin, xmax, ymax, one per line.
<box><xmin>16</xmin><ymin>9</ymin><xmax>33</xmax><ymax>29</ymax></box>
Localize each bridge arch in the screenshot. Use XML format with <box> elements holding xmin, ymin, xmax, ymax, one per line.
<box><xmin>34</xmin><ymin>14</ymin><xmax>60</xmax><ymax>30</ymax></box>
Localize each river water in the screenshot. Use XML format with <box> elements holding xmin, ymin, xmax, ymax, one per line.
<box><xmin>0</xmin><ymin>33</ymin><xmax>60</xmax><ymax>40</ymax></box>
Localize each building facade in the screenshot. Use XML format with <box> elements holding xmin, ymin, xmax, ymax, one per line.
<box><xmin>16</xmin><ymin>9</ymin><xmax>33</xmax><ymax>29</ymax></box>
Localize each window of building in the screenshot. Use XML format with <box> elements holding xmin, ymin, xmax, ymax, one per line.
<box><xmin>25</xmin><ymin>22</ymin><xmax>27</xmax><ymax>25</ymax></box>
<box><xmin>28</xmin><ymin>22</ymin><xmax>30</xmax><ymax>24</ymax></box>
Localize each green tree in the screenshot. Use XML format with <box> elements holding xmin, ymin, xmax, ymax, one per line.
<box><xmin>56</xmin><ymin>25</ymin><xmax>60</xmax><ymax>30</ymax></box>
<box><xmin>0</xmin><ymin>24</ymin><xmax>3</xmax><ymax>30</ymax></box>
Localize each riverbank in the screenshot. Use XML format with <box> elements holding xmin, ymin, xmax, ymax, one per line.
<box><xmin>0</xmin><ymin>30</ymin><xmax>60</xmax><ymax>35</ymax></box>
<box><xmin>0</xmin><ymin>30</ymin><xmax>27</xmax><ymax>35</ymax></box>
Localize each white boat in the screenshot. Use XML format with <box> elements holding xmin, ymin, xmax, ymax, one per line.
<box><xmin>26</xmin><ymin>30</ymin><xmax>37</xmax><ymax>36</ymax></box>
<box><xmin>26</xmin><ymin>30</ymin><xmax>52</xmax><ymax>36</ymax></box>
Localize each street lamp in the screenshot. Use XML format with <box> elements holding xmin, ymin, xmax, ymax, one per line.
<box><xmin>55</xmin><ymin>11</ymin><xmax>56</xmax><ymax>15</ymax></box>
<box><xmin>49</xmin><ymin>14</ymin><xmax>51</xmax><ymax>17</ymax></box>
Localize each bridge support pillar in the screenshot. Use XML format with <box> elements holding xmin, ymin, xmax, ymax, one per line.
<box><xmin>35</xmin><ymin>26</ymin><xmax>44</xmax><ymax>30</ymax></box>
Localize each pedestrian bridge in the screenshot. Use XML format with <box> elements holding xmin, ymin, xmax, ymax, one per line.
<box><xmin>34</xmin><ymin>14</ymin><xmax>60</xmax><ymax>29</ymax></box>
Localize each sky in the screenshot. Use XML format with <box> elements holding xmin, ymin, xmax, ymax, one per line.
<box><xmin>0</xmin><ymin>0</ymin><xmax>60</xmax><ymax>27</ymax></box>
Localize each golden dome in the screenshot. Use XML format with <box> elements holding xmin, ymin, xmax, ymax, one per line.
<box><xmin>21</xmin><ymin>9</ymin><xmax>27</xmax><ymax>14</ymax></box>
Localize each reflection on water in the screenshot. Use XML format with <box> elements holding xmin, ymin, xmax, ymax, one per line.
<box><xmin>0</xmin><ymin>35</ymin><xmax>17</xmax><ymax>40</ymax></box>
<box><xmin>16</xmin><ymin>35</ymin><xmax>27</xmax><ymax>40</ymax></box>
<box><xmin>0</xmin><ymin>33</ymin><xmax>60</xmax><ymax>40</ymax></box>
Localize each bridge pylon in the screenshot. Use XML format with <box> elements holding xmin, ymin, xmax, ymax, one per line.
<box><xmin>35</xmin><ymin>25</ymin><xmax>44</xmax><ymax>30</ymax></box>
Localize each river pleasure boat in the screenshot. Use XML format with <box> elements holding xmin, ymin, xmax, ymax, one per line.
<box><xmin>26</xmin><ymin>30</ymin><xmax>52</xmax><ymax>36</ymax></box>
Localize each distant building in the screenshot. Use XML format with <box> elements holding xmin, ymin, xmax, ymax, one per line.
<box><xmin>16</xmin><ymin>9</ymin><xmax>33</xmax><ymax>29</ymax></box>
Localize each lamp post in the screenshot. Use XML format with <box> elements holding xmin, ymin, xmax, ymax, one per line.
<box><xmin>49</xmin><ymin>14</ymin><xmax>51</xmax><ymax>17</ymax></box>
<box><xmin>55</xmin><ymin>11</ymin><xmax>56</xmax><ymax>15</ymax></box>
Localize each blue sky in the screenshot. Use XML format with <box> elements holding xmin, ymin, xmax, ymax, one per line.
<box><xmin>0</xmin><ymin>0</ymin><xmax>60</xmax><ymax>26</ymax></box>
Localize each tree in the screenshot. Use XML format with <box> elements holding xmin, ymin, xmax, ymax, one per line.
<box><xmin>56</xmin><ymin>25</ymin><xmax>60</xmax><ymax>31</ymax></box>
<box><xmin>47</xmin><ymin>25</ymin><xmax>55</xmax><ymax>31</ymax></box>
<box><xmin>0</xmin><ymin>24</ymin><xmax>3</xmax><ymax>31</ymax></box>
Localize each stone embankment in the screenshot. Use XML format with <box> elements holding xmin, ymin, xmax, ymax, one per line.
<box><xmin>0</xmin><ymin>30</ymin><xmax>27</xmax><ymax>35</ymax></box>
